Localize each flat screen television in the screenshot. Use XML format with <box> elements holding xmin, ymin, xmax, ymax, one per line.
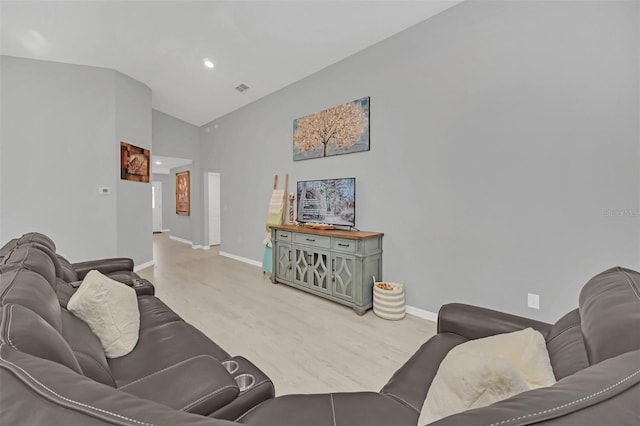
<box><xmin>297</xmin><ymin>178</ymin><xmax>355</xmax><ymax>227</ymax></box>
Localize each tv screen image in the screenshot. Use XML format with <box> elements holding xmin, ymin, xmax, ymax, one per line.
<box><xmin>297</xmin><ymin>178</ymin><xmax>355</xmax><ymax>227</ymax></box>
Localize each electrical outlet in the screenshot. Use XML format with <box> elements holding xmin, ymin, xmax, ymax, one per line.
<box><xmin>528</xmin><ymin>293</ymin><xmax>540</xmax><ymax>309</ymax></box>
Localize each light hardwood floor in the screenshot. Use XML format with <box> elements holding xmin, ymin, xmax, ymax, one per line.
<box><xmin>138</xmin><ymin>233</ymin><xmax>436</xmax><ymax>396</ymax></box>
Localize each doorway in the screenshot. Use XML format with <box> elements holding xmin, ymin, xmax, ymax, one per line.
<box><xmin>152</xmin><ymin>181</ymin><xmax>163</xmax><ymax>233</ymax></box>
<box><xmin>208</xmin><ymin>173</ymin><xmax>221</xmax><ymax>246</ymax></box>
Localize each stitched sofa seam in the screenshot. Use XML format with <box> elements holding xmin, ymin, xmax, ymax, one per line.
<box><xmin>330</xmin><ymin>393</ymin><xmax>337</xmax><ymax>426</ymax></box>
<box><xmin>118</xmin><ymin>354</ymin><xmax>219</xmax><ymax>389</ymax></box>
<box><xmin>483</xmin><ymin>368</ymin><xmax>640</xmax><ymax>426</ymax></box>
<box><xmin>181</xmin><ymin>384</ymin><xmax>237</xmax><ymax>411</ymax></box>
<box><xmin>621</xmin><ymin>268</ymin><xmax>640</xmax><ymax>300</ymax></box>
<box><xmin>0</xmin><ymin>345</ymin><xmax>154</xmax><ymax>426</ymax></box>
<box><xmin>546</xmin><ymin>323</ymin><xmax>581</xmax><ymax>343</ymax></box>
<box><xmin>380</xmin><ymin>391</ymin><xmax>420</xmax><ymax>413</ymax></box>
<box><xmin>6</xmin><ymin>305</ymin><xmax>16</xmax><ymax>349</ymax></box>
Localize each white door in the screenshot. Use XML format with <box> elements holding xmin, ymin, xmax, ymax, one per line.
<box><xmin>152</xmin><ymin>181</ymin><xmax>163</xmax><ymax>232</ymax></box>
<box><xmin>208</xmin><ymin>173</ymin><xmax>221</xmax><ymax>245</ymax></box>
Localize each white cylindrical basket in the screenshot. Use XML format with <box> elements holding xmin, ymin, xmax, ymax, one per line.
<box><xmin>373</xmin><ymin>282</ymin><xmax>406</xmax><ymax>320</ymax></box>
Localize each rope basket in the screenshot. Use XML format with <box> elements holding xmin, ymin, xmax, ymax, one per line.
<box><xmin>373</xmin><ymin>282</ymin><xmax>406</xmax><ymax>320</ymax></box>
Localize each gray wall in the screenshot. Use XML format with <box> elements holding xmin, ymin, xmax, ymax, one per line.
<box><xmin>0</xmin><ymin>56</ymin><xmax>153</xmax><ymax>266</ymax></box>
<box><xmin>200</xmin><ymin>1</ymin><xmax>640</xmax><ymax>321</ymax></box>
<box><xmin>115</xmin><ymin>72</ymin><xmax>153</xmax><ymax>264</ymax></box>
<box><xmin>152</xmin><ymin>110</ymin><xmax>202</xmax><ymax>244</ymax></box>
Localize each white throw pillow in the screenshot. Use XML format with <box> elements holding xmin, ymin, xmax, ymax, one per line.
<box><xmin>67</xmin><ymin>270</ymin><xmax>140</xmax><ymax>358</ymax></box>
<box><xmin>419</xmin><ymin>327</ymin><xmax>556</xmax><ymax>424</ymax></box>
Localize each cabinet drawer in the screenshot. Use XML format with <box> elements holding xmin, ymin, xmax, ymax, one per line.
<box><xmin>332</xmin><ymin>238</ymin><xmax>357</xmax><ymax>253</ymax></box>
<box><xmin>274</xmin><ymin>231</ymin><xmax>292</xmax><ymax>242</ymax></box>
<box><xmin>293</xmin><ymin>233</ymin><xmax>331</xmax><ymax>249</ymax></box>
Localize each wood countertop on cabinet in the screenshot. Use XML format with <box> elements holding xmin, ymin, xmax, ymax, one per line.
<box><xmin>271</xmin><ymin>224</ymin><xmax>383</xmax><ymax>240</ymax></box>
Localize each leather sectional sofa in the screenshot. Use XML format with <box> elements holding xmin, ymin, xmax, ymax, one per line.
<box><xmin>1</xmin><ymin>232</ymin><xmax>639</xmax><ymax>425</ymax></box>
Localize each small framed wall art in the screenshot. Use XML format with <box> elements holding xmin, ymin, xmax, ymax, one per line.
<box><xmin>176</xmin><ymin>170</ymin><xmax>190</xmax><ymax>216</ymax></box>
<box><xmin>120</xmin><ymin>142</ymin><xmax>150</xmax><ymax>182</ymax></box>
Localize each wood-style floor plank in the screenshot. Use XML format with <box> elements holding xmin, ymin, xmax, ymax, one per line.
<box><xmin>138</xmin><ymin>233</ymin><xmax>436</xmax><ymax>396</ymax></box>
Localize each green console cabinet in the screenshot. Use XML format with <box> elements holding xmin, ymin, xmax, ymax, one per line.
<box><xmin>271</xmin><ymin>225</ymin><xmax>383</xmax><ymax>315</ymax></box>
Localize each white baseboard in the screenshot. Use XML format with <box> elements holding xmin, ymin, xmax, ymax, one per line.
<box><xmin>220</xmin><ymin>251</ymin><xmax>262</xmax><ymax>268</ymax></box>
<box><xmin>405</xmin><ymin>305</ymin><xmax>438</xmax><ymax>322</ymax></box>
<box><xmin>192</xmin><ymin>244</ymin><xmax>210</xmax><ymax>250</ymax></box>
<box><xmin>169</xmin><ymin>235</ymin><xmax>192</xmax><ymax>245</ymax></box>
<box><xmin>134</xmin><ymin>260</ymin><xmax>155</xmax><ymax>272</ymax></box>
<box><xmin>160</xmin><ymin>228</ymin><xmax>171</xmax><ymax>233</ymax></box>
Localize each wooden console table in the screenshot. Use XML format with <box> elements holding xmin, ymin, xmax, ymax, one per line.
<box><xmin>270</xmin><ymin>225</ymin><xmax>383</xmax><ymax>315</ymax></box>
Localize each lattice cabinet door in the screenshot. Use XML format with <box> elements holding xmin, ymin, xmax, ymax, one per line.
<box><xmin>332</xmin><ymin>254</ymin><xmax>355</xmax><ymax>302</ymax></box>
<box><xmin>309</xmin><ymin>251</ymin><xmax>330</xmax><ymax>294</ymax></box>
<box><xmin>276</xmin><ymin>244</ymin><xmax>293</xmax><ymax>283</ymax></box>
<box><xmin>294</xmin><ymin>248</ymin><xmax>311</xmax><ymax>287</ymax></box>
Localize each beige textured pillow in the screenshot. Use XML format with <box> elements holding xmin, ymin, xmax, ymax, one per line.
<box><xmin>68</xmin><ymin>270</ymin><xmax>140</xmax><ymax>358</ymax></box>
<box><xmin>419</xmin><ymin>327</ymin><xmax>556</xmax><ymax>424</ymax></box>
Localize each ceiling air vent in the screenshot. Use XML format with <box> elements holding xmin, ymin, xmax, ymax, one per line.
<box><xmin>235</xmin><ymin>83</ymin><xmax>250</xmax><ymax>93</ymax></box>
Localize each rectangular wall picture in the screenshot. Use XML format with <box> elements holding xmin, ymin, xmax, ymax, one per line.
<box><xmin>176</xmin><ymin>170</ymin><xmax>190</xmax><ymax>216</ymax></box>
<box><xmin>120</xmin><ymin>142</ymin><xmax>150</xmax><ymax>182</ymax></box>
<box><xmin>293</xmin><ymin>96</ymin><xmax>370</xmax><ymax>161</ymax></box>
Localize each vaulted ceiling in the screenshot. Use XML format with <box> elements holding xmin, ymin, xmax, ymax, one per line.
<box><xmin>1</xmin><ymin>1</ymin><xmax>461</xmax><ymax>126</ymax></box>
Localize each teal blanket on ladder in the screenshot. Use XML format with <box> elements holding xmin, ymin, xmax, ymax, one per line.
<box><xmin>262</xmin><ymin>245</ymin><xmax>272</xmax><ymax>273</ymax></box>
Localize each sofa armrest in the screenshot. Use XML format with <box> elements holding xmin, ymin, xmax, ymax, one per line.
<box><xmin>72</xmin><ymin>258</ymin><xmax>134</xmax><ymax>279</ymax></box>
<box><xmin>437</xmin><ymin>303</ymin><xmax>552</xmax><ymax>340</ymax></box>
<box><xmin>118</xmin><ymin>355</ymin><xmax>239</xmax><ymax>416</ymax></box>
<box><xmin>380</xmin><ymin>333</ymin><xmax>468</xmax><ymax>414</ymax></box>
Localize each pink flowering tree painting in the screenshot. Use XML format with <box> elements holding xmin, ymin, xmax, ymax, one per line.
<box><xmin>293</xmin><ymin>97</ymin><xmax>370</xmax><ymax>161</ymax></box>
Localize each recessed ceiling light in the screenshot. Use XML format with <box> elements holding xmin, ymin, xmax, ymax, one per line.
<box><xmin>203</xmin><ymin>59</ymin><xmax>214</xmax><ymax>69</ymax></box>
<box><xmin>155</xmin><ymin>161</ymin><xmax>162</xmax><ymax>165</ymax></box>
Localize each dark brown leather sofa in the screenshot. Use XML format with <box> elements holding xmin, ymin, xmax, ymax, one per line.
<box><xmin>0</xmin><ymin>235</ymin><xmax>275</xmax><ymax>424</ymax></box>
<box><xmin>1</xmin><ymin>233</ymin><xmax>638</xmax><ymax>425</ymax></box>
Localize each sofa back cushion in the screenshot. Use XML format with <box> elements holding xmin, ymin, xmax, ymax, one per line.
<box><xmin>60</xmin><ymin>309</ymin><xmax>115</xmax><ymax>386</ymax></box>
<box><xmin>1</xmin><ymin>304</ymin><xmax>82</xmax><ymax>374</ymax></box>
<box><xmin>545</xmin><ymin>309</ymin><xmax>589</xmax><ymax>379</ymax></box>
<box><xmin>0</xmin><ymin>238</ymin><xmax>18</xmax><ymax>260</ymax></box>
<box><xmin>1</xmin><ymin>245</ymin><xmax>57</xmax><ymax>289</ymax></box>
<box><xmin>57</xmin><ymin>255</ymin><xmax>79</xmax><ymax>282</ymax></box>
<box><xmin>0</xmin><ymin>265</ymin><xmax>63</xmax><ymax>332</ymax></box>
<box><xmin>579</xmin><ymin>267</ymin><xmax>640</xmax><ymax>365</ymax></box>
<box><xmin>16</xmin><ymin>232</ymin><xmax>57</xmax><ymax>252</ymax></box>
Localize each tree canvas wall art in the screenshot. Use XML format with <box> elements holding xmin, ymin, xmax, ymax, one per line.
<box><xmin>293</xmin><ymin>97</ymin><xmax>370</xmax><ymax>161</ymax></box>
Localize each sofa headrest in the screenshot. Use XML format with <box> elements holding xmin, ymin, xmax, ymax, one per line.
<box><xmin>579</xmin><ymin>266</ymin><xmax>640</xmax><ymax>365</ymax></box>
<box><xmin>17</xmin><ymin>232</ymin><xmax>57</xmax><ymax>252</ymax></box>
<box><xmin>0</xmin><ymin>245</ymin><xmax>57</xmax><ymax>289</ymax></box>
<box><xmin>0</xmin><ymin>239</ymin><xmax>18</xmax><ymax>260</ymax></box>
<box><xmin>0</xmin><ymin>265</ymin><xmax>63</xmax><ymax>332</ymax></box>
<box><xmin>0</xmin><ymin>304</ymin><xmax>82</xmax><ymax>374</ymax></box>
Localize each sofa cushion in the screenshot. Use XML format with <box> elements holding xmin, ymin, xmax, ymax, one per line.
<box><xmin>0</xmin><ymin>265</ymin><xmax>62</xmax><ymax>332</ymax></box>
<box><xmin>68</xmin><ymin>270</ymin><xmax>140</xmax><ymax>359</ymax></box>
<box><xmin>137</xmin><ymin>295</ymin><xmax>183</xmax><ymax>330</ymax></box>
<box><xmin>0</xmin><ymin>238</ymin><xmax>18</xmax><ymax>259</ymax></box>
<box><xmin>0</xmin><ymin>345</ymin><xmax>240</xmax><ymax>426</ymax></box>
<box><xmin>419</xmin><ymin>328</ymin><xmax>555</xmax><ymax>424</ymax></box>
<box><xmin>57</xmin><ymin>255</ymin><xmax>79</xmax><ymax>282</ymax></box>
<box><xmin>118</xmin><ymin>355</ymin><xmax>239</xmax><ymax>415</ymax></box>
<box><xmin>1</xmin><ymin>245</ymin><xmax>57</xmax><ymax>289</ymax></box>
<box><xmin>16</xmin><ymin>232</ymin><xmax>57</xmax><ymax>252</ymax></box>
<box><xmin>380</xmin><ymin>333</ymin><xmax>468</xmax><ymax>414</ymax></box>
<box><xmin>237</xmin><ymin>392</ymin><xmax>418</xmax><ymax>426</ymax></box>
<box><xmin>545</xmin><ymin>309</ymin><xmax>589</xmax><ymax>380</ymax></box>
<box><xmin>1</xmin><ymin>304</ymin><xmax>82</xmax><ymax>374</ymax></box>
<box><xmin>60</xmin><ymin>309</ymin><xmax>115</xmax><ymax>387</ymax></box>
<box><xmin>428</xmin><ymin>350</ymin><xmax>640</xmax><ymax>426</ymax></box>
<box><xmin>579</xmin><ymin>267</ymin><xmax>640</xmax><ymax>364</ymax></box>
<box><xmin>108</xmin><ymin>321</ymin><xmax>230</xmax><ymax>387</ymax></box>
